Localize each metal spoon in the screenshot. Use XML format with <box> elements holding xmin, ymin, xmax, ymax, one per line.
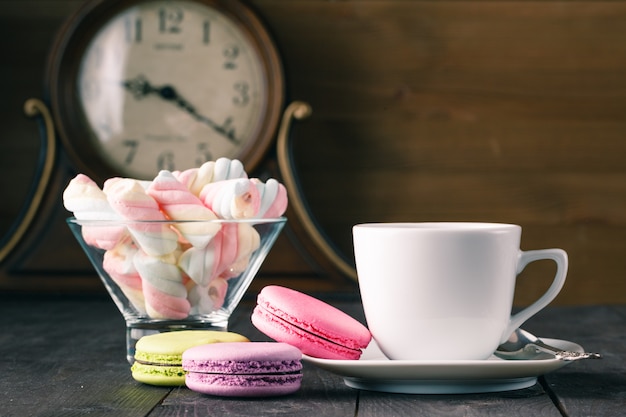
<box><xmin>495</xmin><ymin>328</ymin><xmax>602</xmax><ymax>361</ymax></box>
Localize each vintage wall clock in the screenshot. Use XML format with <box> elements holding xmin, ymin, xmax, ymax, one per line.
<box><xmin>1</xmin><ymin>0</ymin><xmax>360</xmax><ymax>294</ymax></box>
<box><xmin>46</xmin><ymin>0</ymin><xmax>284</xmax><ymax>181</ymax></box>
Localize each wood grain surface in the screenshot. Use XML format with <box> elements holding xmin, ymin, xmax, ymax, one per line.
<box><xmin>1</xmin><ymin>296</ymin><xmax>623</xmax><ymax>416</ymax></box>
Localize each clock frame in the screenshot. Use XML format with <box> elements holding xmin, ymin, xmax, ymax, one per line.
<box><xmin>45</xmin><ymin>0</ymin><xmax>284</xmax><ymax>181</ymax></box>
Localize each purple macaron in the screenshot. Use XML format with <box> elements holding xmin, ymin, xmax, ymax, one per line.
<box><xmin>182</xmin><ymin>342</ymin><xmax>302</xmax><ymax>397</ymax></box>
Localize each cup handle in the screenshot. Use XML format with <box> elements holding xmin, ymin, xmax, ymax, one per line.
<box><xmin>500</xmin><ymin>249</ymin><xmax>568</xmax><ymax>344</ymax></box>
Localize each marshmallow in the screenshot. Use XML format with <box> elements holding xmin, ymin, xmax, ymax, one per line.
<box><xmin>105</xmin><ymin>178</ymin><xmax>178</xmax><ymax>256</ymax></box>
<box><xmin>212</xmin><ymin>157</ymin><xmax>247</xmax><ymax>182</ymax></box>
<box><xmin>178</xmin><ymin>234</ymin><xmax>223</xmax><ymax>287</ymax></box>
<box><xmin>253</xmin><ymin>178</ymin><xmax>288</xmax><ymax>218</ymax></box>
<box><xmin>178</xmin><ymin>222</ymin><xmax>260</xmax><ymax>285</ymax></box>
<box><xmin>174</xmin><ymin>157</ymin><xmax>247</xmax><ymax>196</ymax></box>
<box><xmin>221</xmin><ymin>222</ymin><xmax>260</xmax><ymax>279</ymax></box>
<box><xmin>200</xmin><ymin>178</ymin><xmax>261</xmax><ymax>219</ymax></box>
<box><xmin>177</xmin><ymin>223</ymin><xmax>237</xmax><ymax>286</ymax></box>
<box><xmin>63</xmin><ymin>174</ymin><xmax>117</xmax><ymax>220</ymax></box>
<box><xmin>147</xmin><ymin>170</ymin><xmax>220</xmax><ymax>248</ymax></box>
<box><xmin>187</xmin><ymin>277</ymin><xmax>229</xmax><ymax>315</ymax></box>
<box><xmin>102</xmin><ymin>237</ymin><xmax>146</xmax><ymax>314</ymax></box>
<box><xmin>63</xmin><ymin>158</ymin><xmax>288</xmax><ymax>322</ymax></box>
<box><xmin>63</xmin><ymin>174</ymin><xmax>127</xmax><ymax>249</ymax></box>
<box><xmin>134</xmin><ymin>249</ymin><xmax>190</xmax><ymax>320</ymax></box>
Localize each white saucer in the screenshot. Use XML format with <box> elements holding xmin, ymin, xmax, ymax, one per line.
<box><xmin>303</xmin><ymin>338</ymin><xmax>582</xmax><ymax>394</ymax></box>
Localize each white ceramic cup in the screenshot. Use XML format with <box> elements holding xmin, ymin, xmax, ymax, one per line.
<box><xmin>353</xmin><ymin>222</ymin><xmax>568</xmax><ymax>361</ymax></box>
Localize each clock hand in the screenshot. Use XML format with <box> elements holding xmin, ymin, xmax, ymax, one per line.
<box><xmin>160</xmin><ymin>87</ymin><xmax>239</xmax><ymax>144</ymax></box>
<box><xmin>122</xmin><ymin>74</ymin><xmax>155</xmax><ymax>99</ymax></box>
<box><xmin>121</xmin><ymin>75</ymin><xmax>239</xmax><ymax>144</ymax></box>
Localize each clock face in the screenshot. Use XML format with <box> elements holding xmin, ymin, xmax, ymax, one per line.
<box><xmin>74</xmin><ymin>0</ymin><xmax>276</xmax><ymax>179</ymax></box>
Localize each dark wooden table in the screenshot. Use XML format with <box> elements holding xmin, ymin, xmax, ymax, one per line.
<box><xmin>1</xmin><ymin>293</ymin><xmax>624</xmax><ymax>417</ymax></box>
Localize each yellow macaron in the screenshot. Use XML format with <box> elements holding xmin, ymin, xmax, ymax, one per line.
<box><xmin>131</xmin><ymin>330</ymin><xmax>249</xmax><ymax>386</ymax></box>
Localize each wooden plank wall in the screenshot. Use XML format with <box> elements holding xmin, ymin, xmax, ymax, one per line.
<box><xmin>1</xmin><ymin>1</ymin><xmax>625</xmax><ymax>305</ymax></box>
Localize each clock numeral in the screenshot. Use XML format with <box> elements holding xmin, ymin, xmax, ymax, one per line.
<box><xmin>123</xmin><ymin>140</ymin><xmax>139</xmax><ymax>165</ymax></box>
<box><xmin>223</xmin><ymin>45</ymin><xmax>239</xmax><ymax>69</ymax></box>
<box><xmin>125</xmin><ymin>17</ymin><xmax>142</xmax><ymax>43</ymax></box>
<box><xmin>203</xmin><ymin>21</ymin><xmax>210</xmax><ymax>44</ymax></box>
<box><xmin>159</xmin><ymin>7</ymin><xmax>183</xmax><ymax>34</ymax></box>
<box><xmin>233</xmin><ymin>82</ymin><xmax>250</xmax><ymax>107</ymax></box>
<box><xmin>220</xmin><ymin>117</ymin><xmax>237</xmax><ymax>142</ymax></box>
<box><xmin>196</xmin><ymin>143</ymin><xmax>212</xmax><ymax>166</ymax></box>
<box><xmin>158</xmin><ymin>151</ymin><xmax>175</xmax><ymax>171</ymax></box>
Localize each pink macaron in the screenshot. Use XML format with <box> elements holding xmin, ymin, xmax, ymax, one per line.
<box><xmin>251</xmin><ymin>285</ymin><xmax>372</xmax><ymax>360</ymax></box>
<box><xmin>182</xmin><ymin>342</ymin><xmax>302</xmax><ymax>397</ymax></box>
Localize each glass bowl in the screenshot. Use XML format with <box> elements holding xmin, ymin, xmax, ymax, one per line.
<box><xmin>67</xmin><ymin>216</ymin><xmax>286</xmax><ymax>363</ymax></box>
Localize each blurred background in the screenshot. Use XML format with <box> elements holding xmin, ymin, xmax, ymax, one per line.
<box><xmin>1</xmin><ymin>0</ymin><xmax>625</xmax><ymax>305</ymax></box>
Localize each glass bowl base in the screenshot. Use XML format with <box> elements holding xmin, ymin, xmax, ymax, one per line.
<box><xmin>125</xmin><ymin>317</ymin><xmax>229</xmax><ymax>364</ymax></box>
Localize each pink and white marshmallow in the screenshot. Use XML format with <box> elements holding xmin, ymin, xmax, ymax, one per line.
<box><xmin>177</xmin><ymin>222</ymin><xmax>260</xmax><ymax>286</ymax></box>
<box><xmin>104</xmin><ymin>178</ymin><xmax>179</xmax><ymax>256</ymax></box>
<box><xmin>102</xmin><ymin>237</ymin><xmax>146</xmax><ymax>314</ymax></box>
<box><xmin>200</xmin><ymin>178</ymin><xmax>261</xmax><ymax>219</ymax></box>
<box><xmin>221</xmin><ymin>222</ymin><xmax>261</xmax><ymax>278</ymax></box>
<box><xmin>133</xmin><ymin>249</ymin><xmax>190</xmax><ymax>320</ymax></box>
<box><xmin>253</xmin><ymin>178</ymin><xmax>288</xmax><ymax>218</ymax></box>
<box><xmin>63</xmin><ymin>174</ymin><xmax>127</xmax><ymax>249</ymax></box>
<box><xmin>187</xmin><ymin>277</ymin><xmax>229</xmax><ymax>315</ymax></box>
<box><xmin>147</xmin><ymin>170</ymin><xmax>220</xmax><ymax>248</ymax></box>
<box><xmin>64</xmin><ymin>158</ymin><xmax>287</xmax><ymax>321</ymax></box>
<box><xmin>174</xmin><ymin>157</ymin><xmax>247</xmax><ymax>197</ymax></box>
